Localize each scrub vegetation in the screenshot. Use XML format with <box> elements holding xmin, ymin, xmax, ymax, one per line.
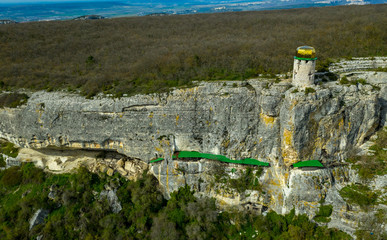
<box><xmin>346</xmin><ymin>127</ymin><xmax>387</xmax><ymax>180</ymax></box>
<box><xmin>0</xmin><ymin>141</ymin><xmax>19</xmax><ymax>158</ymax></box>
<box><xmin>0</xmin><ymin>93</ymin><xmax>29</xmax><ymax>108</ymax></box>
<box><xmin>314</xmin><ymin>205</ymin><xmax>333</xmax><ymax>223</ymax></box>
<box><xmin>0</xmin><ymin>163</ymin><xmax>351</xmax><ymax>239</ymax></box>
<box><xmin>0</xmin><ymin>4</ymin><xmax>386</xmax><ymax>97</ymax></box>
<box><xmin>339</xmin><ymin>184</ymin><xmax>380</xmax><ymax>210</ymax></box>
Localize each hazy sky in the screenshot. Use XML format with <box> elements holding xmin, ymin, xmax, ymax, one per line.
<box><xmin>0</xmin><ymin>0</ymin><xmax>116</xmax><ymax>3</ymax></box>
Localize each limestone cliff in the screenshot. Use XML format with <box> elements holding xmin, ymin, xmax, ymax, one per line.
<box><xmin>0</xmin><ymin>58</ymin><xmax>386</xmax><ymax>237</ymax></box>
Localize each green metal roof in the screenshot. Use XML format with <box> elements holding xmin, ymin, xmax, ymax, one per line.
<box><xmin>150</xmin><ymin>151</ymin><xmax>269</xmax><ymax>166</ymax></box>
<box><xmin>294</xmin><ymin>56</ymin><xmax>317</xmax><ymax>61</ymax></box>
<box><xmin>293</xmin><ymin>160</ymin><xmax>324</xmax><ymax>168</ymax></box>
<box><xmin>150</xmin><ymin>157</ymin><xmax>164</xmax><ymax>163</ymax></box>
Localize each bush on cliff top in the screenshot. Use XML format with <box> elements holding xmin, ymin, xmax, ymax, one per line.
<box><xmin>0</xmin><ymin>93</ymin><xmax>29</xmax><ymax>108</ymax></box>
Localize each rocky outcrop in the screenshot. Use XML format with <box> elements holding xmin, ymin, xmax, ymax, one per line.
<box><xmin>0</xmin><ymin>20</ymin><xmax>17</xmax><ymax>24</ymax></box>
<box><xmin>329</xmin><ymin>57</ymin><xmax>387</xmax><ymax>73</ymax></box>
<box><xmin>1</xmin><ymin>153</ymin><xmax>20</xmax><ymax>169</ymax></box>
<box><xmin>100</xmin><ymin>188</ymin><xmax>122</xmax><ymax>213</ymax></box>
<box><xmin>29</xmin><ymin>209</ymin><xmax>49</xmax><ymax>230</ymax></box>
<box><xmin>0</xmin><ymin>76</ymin><xmax>383</xmax><ymax>164</ymax></box>
<box><xmin>0</xmin><ymin>61</ymin><xmax>386</xmax><ymax>236</ymax></box>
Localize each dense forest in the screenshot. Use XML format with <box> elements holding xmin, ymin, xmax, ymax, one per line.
<box><xmin>0</xmin><ymin>4</ymin><xmax>386</xmax><ymax>97</ymax></box>
<box><xmin>0</xmin><ymin>163</ymin><xmax>352</xmax><ymax>240</ymax></box>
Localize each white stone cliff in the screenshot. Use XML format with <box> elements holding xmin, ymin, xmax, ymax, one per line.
<box><xmin>0</xmin><ymin>58</ymin><xmax>386</xmax><ymax>236</ymax></box>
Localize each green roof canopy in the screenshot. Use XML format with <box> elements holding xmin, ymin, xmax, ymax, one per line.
<box><xmin>150</xmin><ymin>157</ymin><xmax>164</xmax><ymax>163</ymax></box>
<box><xmin>150</xmin><ymin>151</ymin><xmax>269</xmax><ymax>166</ymax></box>
<box><xmin>292</xmin><ymin>160</ymin><xmax>324</xmax><ymax>168</ymax></box>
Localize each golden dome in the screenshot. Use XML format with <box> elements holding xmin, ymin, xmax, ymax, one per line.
<box><xmin>295</xmin><ymin>46</ymin><xmax>316</xmax><ymax>60</ymax></box>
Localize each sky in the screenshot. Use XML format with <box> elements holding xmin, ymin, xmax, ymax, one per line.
<box><xmin>0</xmin><ymin>0</ymin><xmax>117</xmax><ymax>3</ymax></box>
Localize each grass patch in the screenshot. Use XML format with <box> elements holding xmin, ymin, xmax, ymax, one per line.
<box><xmin>346</xmin><ymin>127</ymin><xmax>387</xmax><ymax>180</ymax></box>
<box><xmin>0</xmin><ymin>155</ymin><xmax>5</xmax><ymax>168</ymax></box>
<box><xmin>305</xmin><ymin>87</ymin><xmax>316</xmax><ymax>95</ymax></box>
<box><xmin>0</xmin><ymin>93</ymin><xmax>29</xmax><ymax>108</ymax></box>
<box><xmin>339</xmin><ymin>184</ymin><xmax>380</xmax><ymax>210</ymax></box>
<box><xmin>314</xmin><ymin>205</ymin><xmax>333</xmax><ymax>223</ymax></box>
<box><xmin>0</xmin><ymin>141</ymin><xmax>19</xmax><ymax>158</ymax></box>
<box><xmin>339</xmin><ymin>76</ymin><xmax>367</xmax><ymax>86</ymax></box>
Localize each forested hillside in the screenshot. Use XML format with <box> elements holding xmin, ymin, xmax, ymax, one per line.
<box><xmin>0</xmin><ymin>4</ymin><xmax>386</xmax><ymax>97</ymax></box>
<box><xmin>0</xmin><ymin>164</ymin><xmax>351</xmax><ymax>239</ymax></box>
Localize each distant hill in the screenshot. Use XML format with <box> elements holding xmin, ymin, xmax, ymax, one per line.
<box><xmin>0</xmin><ymin>0</ymin><xmax>386</xmax><ymax>22</ymax></box>
<box><xmin>73</xmin><ymin>15</ymin><xmax>105</xmax><ymax>21</ymax></box>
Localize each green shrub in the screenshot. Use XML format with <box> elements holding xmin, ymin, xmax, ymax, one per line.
<box><xmin>356</xmin><ymin>78</ymin><xmax>367</xmax><ymax>85</ymax></box>
<box><xmin>0</xmin><ymin>166</ymin><xmax>22</xmax><ymax>187</ymax></box>
<box><xmin>325</xmin><ymin>72</ymin><xmax>338</xmax><ymax>81</ymax></box>
<box><xmin>339</xmin><ymin>184</ymin><xmax>379</xmax><ymax>210</ymax></box>
<box><xmin>339</xmin><ymin>76</ymin><xmax>349</xmax><ymax>84</ymax></box>
<box><xmin>0</xmin><ymin>155</ymin><xmax>5</xmax><ymax>167</ymax></box>
<box><xmin>316</xmin><ymin>58</ymin><xmax>334</xmax><ymax>72</ymax></box>
<box><xmin>346</xmin><ymin>127</ymin><xmax>386</xmax><ymax>180</ymax></box>
<box><xmin>0</xmin><ymin>93</ymin><xmax>29</xmax><ymax>108</ymax></box>
<box><xmin>228</xmin><ymin>167</ymin><xmax>263</xmax><ymax>193</ymax></box>
<box><xmin>305</xmin><ymin>87</ymin><xmax>316</xmax><ymax>95</ymax></box>
<box><xmin>314</xmin><ymin>205</ymin><xmax>333</xmax><ymax>223</ymax></box>
<box><xmin>86</xmin><ymin>55</ymin><xmax>96</xmax><ymax>65</ymax></box>
<box><xmin>21</xmin><ymin>163</ymin><xmax>45</xmax><ymax>184</ymax></box>
<box><xmin>374</xmin><ymin>67</ymin><xmax>387</xmax><ymax>72</ymax></box>
<box><xmin>0</xmin><ymin>141</ymin><xmax>19</xmax><ymax>158</ymax></box>
<box><xmin>340</xmin><ymin>77</ymin><xmax>367</xmax><ymax>86</ymax></box>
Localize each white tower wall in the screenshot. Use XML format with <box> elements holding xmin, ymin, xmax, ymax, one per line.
<box><xmin>292</xmin><ymin>59</ymin><xmax>315</xmax><ymax>88</ymax></box>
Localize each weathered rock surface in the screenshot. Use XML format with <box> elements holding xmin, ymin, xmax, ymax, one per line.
<box><xmin>29</xmin><ymin>209</ymin><xmax>49</xmax><ymax>230</ymax></box>
<box><xmin>0</xmin><ymin>60</ymin><xmax>386</xmax><ymax>236</ymax></box>
<box><xmin>1</xmin><ymin>77</ymin><xmax>384</xmax><ymax>164</ymax></box>
<box><xmin>329</xmin><ymin>57</ymin><xmax>387</xmax><ymax>73</ymax></box>
<box><xmin>100</xmin><ymin>189</ymin><xmax>122</xmax><ymax>213</ymax></box>
<box><xmin>1</xmin><ymin>153</ymin><xmax>20</xmax><ymax>169</ymax></box>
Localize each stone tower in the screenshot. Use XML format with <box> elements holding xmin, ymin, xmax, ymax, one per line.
<box><xmin>292</xmin><ymin>46</ymin><xmax>316</xmax><ymax>88</ymax></box>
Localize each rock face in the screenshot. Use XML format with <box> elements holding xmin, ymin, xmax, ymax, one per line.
<box><xmin>29</xmin><ymin>209</ymin><xmax>49</xmax><ymax>230</ymax></box>
<box><xmin>329</xmin><ymin>57</ymin><xmax>387</xmax><ymax>73</ymax></box>
<box><xmin>100</xmin><ymin>189</ymin><xmax>122</xmax><ymax>213</ymax></box>
<box><xmin>0</xmin><ymin>60</ymin><xmax>386</xmax><ymax>236</ymax></box>
<box><xmin>0</xmin><ymin>78</ymin><xmax>383</xmax><ymax>164</ymax></box>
